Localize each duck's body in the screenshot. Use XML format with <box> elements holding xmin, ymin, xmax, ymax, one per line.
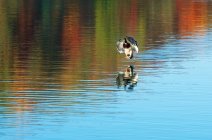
<box><xmin>116</xmin><ymin>36</ymin><xmax>139</xmax><ymax>59</ymax></box>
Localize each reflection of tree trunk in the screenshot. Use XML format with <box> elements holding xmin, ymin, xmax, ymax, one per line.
<box><xmin>18</xmin><ymin>0</ymin><xmax>37</xmax><ymax>43</ymax></box>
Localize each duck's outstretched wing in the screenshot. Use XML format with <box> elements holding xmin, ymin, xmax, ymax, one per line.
<box><xmin>126</xmin><ymin>36</ymin><xmax>138</xmax><ymax>46</ymax></box>
<box><xmin>126</xmin><ymin>36</ymin><xmax>139</xmax><ymax>53</ymax></box>
<box><xmin>132</xmin><ymin>45</ymin><xmax>139</xmax><ymax>53</ymax></box>
<box><xmin>116</xmin><ymin>39</ymin><xmax>125</xmax><ymax>53</ymax></box>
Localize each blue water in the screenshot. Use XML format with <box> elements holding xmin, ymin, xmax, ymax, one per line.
<box><xmin>1</xmin><ymin>1</ymin><xmax>212</xmax><ymax>140</ymax></box>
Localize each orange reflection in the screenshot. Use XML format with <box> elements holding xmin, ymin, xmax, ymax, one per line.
<box><xmin>9</xmin><ymin>60</ymin><xmax>34</xmax><ymax>113</ymax></box>
<box><xmin>62</xmin><ymin>2</ymin><xmax>81</xmax><ymax>60</ymax></box>
<box><xmin>176</xmin><ymin>0</ymin><xmax>208</xmax><ymax>36</ymax></box>
<box><xmin>61</xmin><ymin>2</ymin><xmax>83</xmax><ymax>88</ymax></box>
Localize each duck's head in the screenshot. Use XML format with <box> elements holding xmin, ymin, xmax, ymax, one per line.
<box><xmin>125</xmin><ymin>65</ymin><xmax>134</xmax><ymax>77</ymax></box>
<box><xmin>123</xmin><ymin>38</ymin><xmax>131</xmax><ymax>49</ymax></box>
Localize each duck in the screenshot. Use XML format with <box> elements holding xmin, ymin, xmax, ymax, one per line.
<box><xmin>116</xmin><ymin>36</ymin><xmax>139</xmax><ymax>59</ymax></box>
<box><xmin>116</xmin><ymin>65</ymin><xmax>138</xmax><ymax>89</ymax></box>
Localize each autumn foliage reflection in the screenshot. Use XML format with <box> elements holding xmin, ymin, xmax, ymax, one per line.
<box><xmin>176</xmin><ymin>0</ymin><xmax>208</xmax><ymax>36</ymax></box>
<box><xmin>0</xmin><ymin>0</ymin><xmax>211</xmax><ymax>114</ymax></box>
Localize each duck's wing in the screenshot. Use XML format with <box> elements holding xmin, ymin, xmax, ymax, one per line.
<box><xmin>131</xmin><ymin>44</ymin><xmax>139</xmax><ymax>53</ymax></box>
<box><xmin>116</xmin><ymin>39</ymin><xmax>125</xmax><ymax>53</ymax></box>
<box><xmin>126</xmin><ymin>36</ymin><xmax>139</xmax><ymax>53</ymax></box>
<box><xmin>126</xmin><ymin>36</ymin><xmax>138</xmax><ymax>46</ymax></box>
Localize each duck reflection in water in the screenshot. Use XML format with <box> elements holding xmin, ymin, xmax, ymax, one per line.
<box><xmin>116</xmin><ymin>65</ymin><xmax>138</xmax><ymax>90</ymax></box>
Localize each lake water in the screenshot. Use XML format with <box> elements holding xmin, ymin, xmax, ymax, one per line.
<box><xmin>0</xmin><ymin>0</ymin><xmax>212</xmax><ymax>139</ymax></box>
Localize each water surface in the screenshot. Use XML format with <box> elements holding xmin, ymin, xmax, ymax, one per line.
<box><xmin>0</xmin><ymin>0</ymin><xmax>212</xmax><ymax>139</ymax></box>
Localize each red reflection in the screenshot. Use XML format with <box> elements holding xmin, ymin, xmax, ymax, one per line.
<box><xmin>176</xmin><ymin>0</ymin><xmax>208</xmax><ymax>36</ymax></box>
<box><xmin>127</xmin><ymin>0</ymin><xmax>139</xmax><ymax>35</ymax></box>
<box><xmin>62</xmin><ymin>3</ymin><xmax>81</xmax><ymax>60</ymax></box>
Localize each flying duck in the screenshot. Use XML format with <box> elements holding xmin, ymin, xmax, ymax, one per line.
<box><xmin>116</xmin><ymin>36</ymin><xmax>139</xmax><ymax>59</ymax></box>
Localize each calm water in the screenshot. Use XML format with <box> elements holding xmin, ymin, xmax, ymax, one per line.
<box><xmin>1</xmin><ymin>0</ymin><xmax>212</xmax><ymax>139</ymax></box>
